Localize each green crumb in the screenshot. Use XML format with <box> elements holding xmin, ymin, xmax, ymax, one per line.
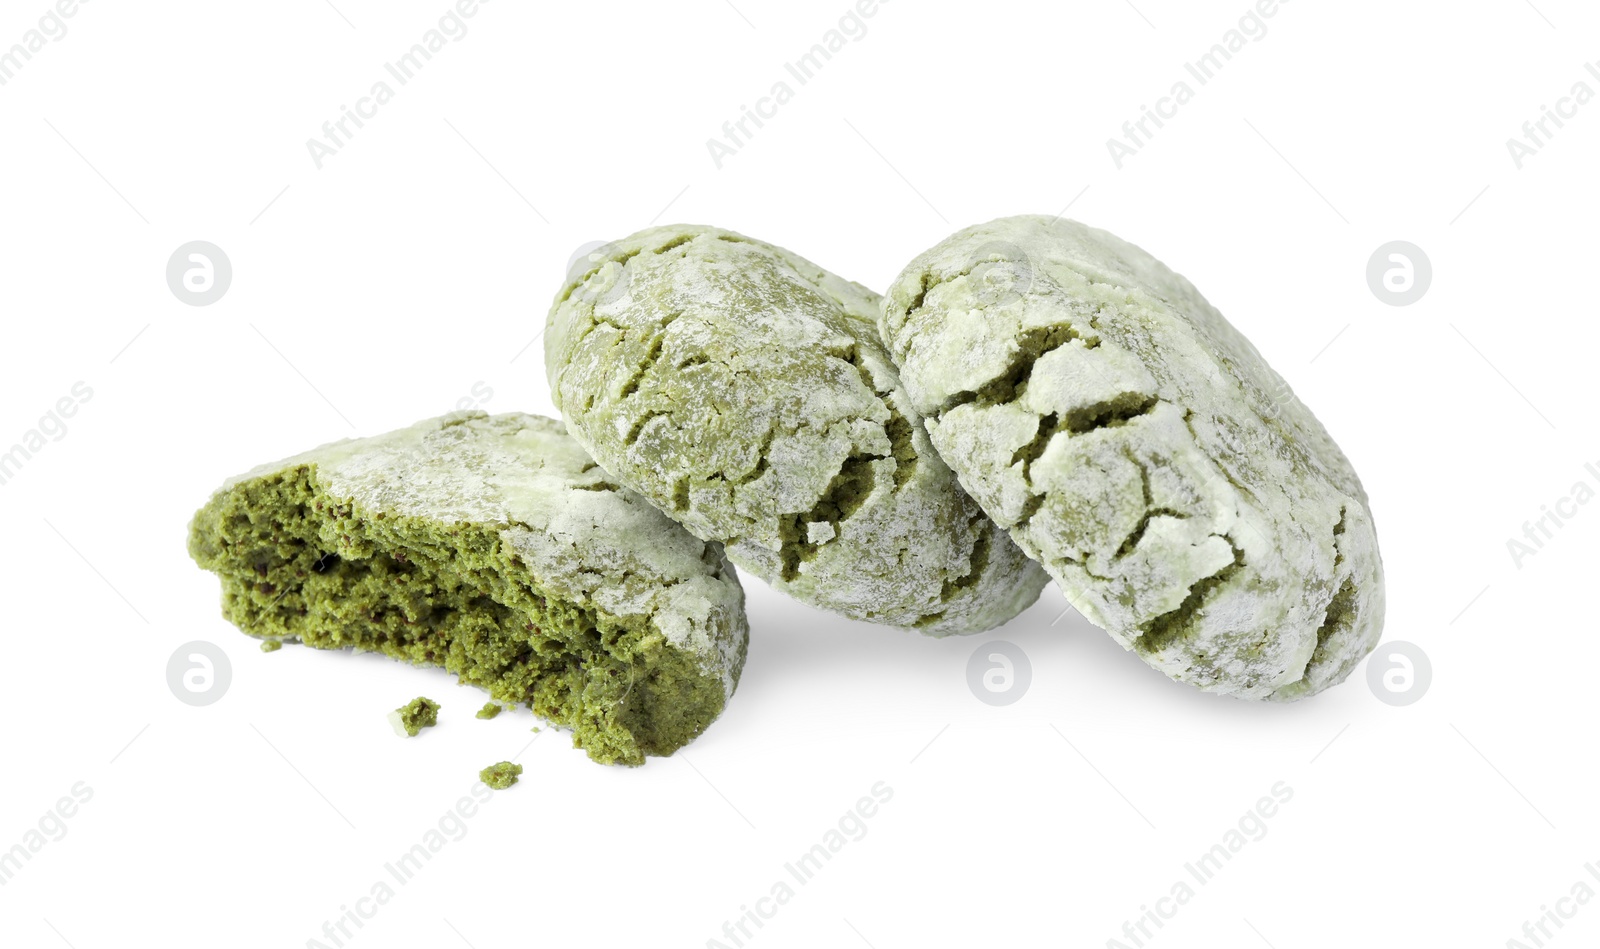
<box><xmin>531</xmin><ymin>726</ymin><xmax>541</xmax><ymax>733</ymax></box>
<box><xmin>480</xmin><ymin>761</ymin><xmax>522</xmax><ymax>789</ymax></box>
<box><xmin>475</xmin><ymin>702</ymin><xmax>502</xmax><ymax>720</ymax></box>
<box><xmin>260</xmin><ymin>640</ymin><xmax>283</xmax><ymax>653</ymax></box>
<box><xmin>392</xmin><ymin>697</ymin><xmax>440</xmax><ymax>737</ymax></box>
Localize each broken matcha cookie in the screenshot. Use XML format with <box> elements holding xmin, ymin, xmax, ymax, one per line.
<box><xmin>880</xmin><ymin>216</ymin><xmax>1384</xmax><ymax>699</ymax></box>
<box><xmin>188</xmin><ymin>411</ymin><xmax>748</xmax><ymax>764</ymax></box>
<box><xmin>545</xmin><ymin>224</ymin><xmax>1048</xmax><ymax>633</ymax></box>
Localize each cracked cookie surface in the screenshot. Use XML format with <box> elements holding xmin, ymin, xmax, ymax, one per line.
<box><xmin>880</xmin><ymin>216</ymin><xmax>1384</xmax><ymax>699</ymax></box>
<box><xmin>545</xmin><ymin>224</ymin><xmax>1047</xmax><ymax>633</ymax></box>
<box><xmin>188</xmin><ymin>411</ymin><xmax>747</xmax><ymax>764</ymax></box>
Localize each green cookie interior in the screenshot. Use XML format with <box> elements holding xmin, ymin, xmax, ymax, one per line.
<box><xmin>188</xmin><ymin>465</ymin><xmax>727</xmax><ymax>766</ymax></box>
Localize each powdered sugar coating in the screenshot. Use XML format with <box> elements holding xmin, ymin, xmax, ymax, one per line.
<box><xmin>881</xmin><ymin>216</ymin><xmax>1384</xmax><ymax>699</ymax></box>
<box><xmin>545</xmin><ymin>225</ymin><xmax>1047</xmax><ymax>633</ymax></box>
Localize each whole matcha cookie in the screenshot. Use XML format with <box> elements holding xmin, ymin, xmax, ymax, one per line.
<box><xmin>545</xmin><ymin>225</ymin><xmax>1048</xmax><ymax>633</ymax></box>
<box><xmin>188</xmin><ymin>411</ymin><xmax>747</xmax><ymax>765</ymax></box>
<box><xmin>880</xmin><ymin>216</ymin><xmax>1384</xmax><ymax>699</ymax></box>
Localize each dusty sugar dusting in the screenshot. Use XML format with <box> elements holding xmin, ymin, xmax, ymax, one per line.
<box><xmin>546</xmin><ymin>224</ymin><xmax>1048</xmax><ymax>634</ymax></box>
<box><xmin>880</xmin><ymin>216</ymin><xmax>1383</xmax><ymax>699</ymax></box>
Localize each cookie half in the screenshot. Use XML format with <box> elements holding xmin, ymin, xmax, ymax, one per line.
<box><xmin>546</xmin><ymin>225</ymin><xmax>1047</xmax><ymax>633</ymax></box>
<box><xmin>187</xmin><ymin>411</ymin><xmax>748</xmax><ymax>764</ymax></box>
<box><xmin>880</xmin><ymin>216</ymin><xmax>1384</xmax><ymax>699</ymax></box>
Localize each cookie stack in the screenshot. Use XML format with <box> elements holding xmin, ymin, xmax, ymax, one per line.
<box><xmin>190</xmin><ymin>216</ymin><xmax>1384</xmax><ymax>765</ymax></box>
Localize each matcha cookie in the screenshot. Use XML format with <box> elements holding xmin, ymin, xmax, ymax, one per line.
<box><xmin>546</xmin><ymin>225</ymin><xmax>1048</xmax><ymax>633</ymax></box>
<box><xmin>880</xmin><ymin>216</ymin><xmax>1384</xmax><ymax>699</ymax></box>
<box><xmin>188</xmin><ymin>411</ymin><xmax>748</xmax><ymax>764</ymax></box>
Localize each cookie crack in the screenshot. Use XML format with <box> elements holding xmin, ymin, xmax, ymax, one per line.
<box><xmin>1115</xmin><ymin>508</ymin><xmax>1189</xmax><ymax>561</ymax></box>
<box><xmin>653</xmin><ymin>234</ymin><xmax>695</xmax><ymax>255</ymax></box>
<box><xmin>616</xmin><ymin>315</ymin><xmax>682</xmax><ymax>401</ymax></box>
<box><xmin>937</xmin><ymin>515</ymin><xmax>992</xmax><ymax>603</ymax></box>
<box><xmin>558</xmin><ymin>315</ymin><xmax>630</xmax><ymax>378</ymax></box>
<box><xmin>556</xmin><ymin>249</ymin><xmax>643</xmax><ymax>307</ymax></box>
<box><xmin>1011</xmin><ymin>392</ymin><xmax>1159</xmax><ymax>478</ymax></box>
<box><xmin>726</xmin><ymin>423</ymin><xmax>778</xmax><ymax>487</ymax></box>
<box><xmin>624</xmin><ymin>410</ymin><xmax>669</xmax><ymax>446</ymax></box>
<box><xmin>777</xmin><ymin>449</ymin><xmax>883</xmax><ymax>582</ymax></box>
<box><xmin>935</xmin><ymin>323</ymin><xmax>1101</xmax><ymax>417</ymax></box>
<box><xmin>891</xmin><ymin>262</ymin><xmax>1032</xmax><ymax>367</ymax></box>
<box><xmin>1132</xmin><ymin>538</ymin><xmax>1247</xmax><ymax>655</ymax></box>
<box><xmin>835</xmin><ymin>346</ymin><xmax>919</xmax><ymax>490</ymax></box>
<box><xmin>889</xmin><ymin>271</ymin><xmax>938</xmax><ymax>361</ymax></box>
<box><xmin>1111</xmin><ymin>447</ymin><xmax>1188</xmax><ymax>560</ymax></box>
<box><xmin>1299</xmin><ymin>505</ymin><xmax>1354</xmax><ymax>667</ymax></box>
<box><xmin>1006</xmin><ymin>394</ymin><xmax>1162</xmax><ymax>539</ymax></box>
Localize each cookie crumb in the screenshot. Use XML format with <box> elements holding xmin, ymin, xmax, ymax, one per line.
<box><xmin>389</xmin><ymin>697</ymin><xmax>440</xmax><ymax>737</ymax></box>
<box><xmin>480</xmin><ymin>760</ymin><xmax>522</xmax><ymax>789</ymax></box>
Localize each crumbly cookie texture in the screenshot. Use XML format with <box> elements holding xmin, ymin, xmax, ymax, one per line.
<box><xmin>545</xmin><ymin>224</ymin><xmax>1047</xmax><ymax>634</ymax></box>
<box><xmin>188</xmin><ymin>411</ymin><xmax>748</xmax><ymax>765</ymax></box>
<box><xmin>880</xmin><ymin>216</ymin><xmax>1384</xmax><ymax>700</ymax></box>
<box><xmin>480</xmin><ymin>760</ymin><xmax>523</xmax><ymax>790</ymax></box>
<box><xmin>391</xmin><ymin>697</ymin><xmax>440</xmax><ymax>737</ymax></box>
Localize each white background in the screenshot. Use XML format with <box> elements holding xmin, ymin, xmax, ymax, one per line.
<box><xmin>2</xmin><ymin>1</ymin><xmax>1596</xmax><ymax>947</ymax></box>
